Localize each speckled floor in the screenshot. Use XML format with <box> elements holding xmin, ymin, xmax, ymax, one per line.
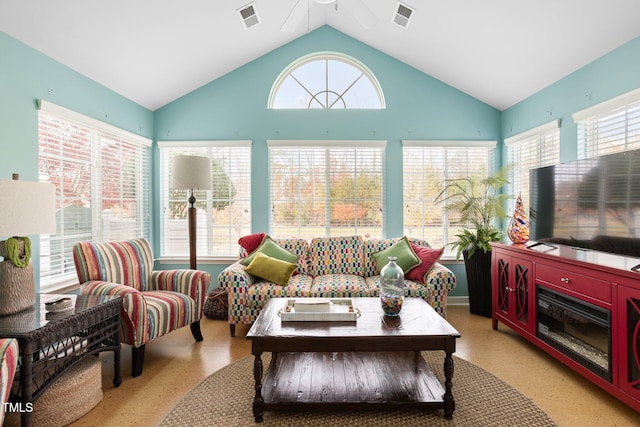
<box><xmin>69</xmin><ymin>305</ymin><xmax>638</xmax><ymax>427</ymax></box>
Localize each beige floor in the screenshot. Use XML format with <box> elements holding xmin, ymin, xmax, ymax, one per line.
<box><xmin>67</xmin><ymin>305</ymin><xmax>639</xmax><ymax>427</ymax></box>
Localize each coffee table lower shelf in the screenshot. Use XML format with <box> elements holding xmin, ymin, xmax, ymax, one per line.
<box><xmin>254</xmin><ymin>351</ymin><xmax>451</xmax><ymax>421</ymax></box>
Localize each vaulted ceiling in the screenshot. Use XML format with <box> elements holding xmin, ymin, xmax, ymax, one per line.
<box><xmin>2</xmin><ymin>0</ymin><xmax>640</xmax><ymax>111</ymax></box>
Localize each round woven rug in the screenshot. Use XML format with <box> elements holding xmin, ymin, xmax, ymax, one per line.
<box><xmin>161</xmin><ymin>351</ymin><xmax>557</xmax><ymax>427</ymax></box>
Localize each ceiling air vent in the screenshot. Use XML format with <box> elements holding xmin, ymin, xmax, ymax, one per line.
<box><xmin>239</xmin><ymin>3</ymin><xmax>260</xmax><ymax>29</ymax></box>
<box><xmin>393</xmin><ymin>2</ymin><xmax>414</xmax><ymax>29</ymax></box>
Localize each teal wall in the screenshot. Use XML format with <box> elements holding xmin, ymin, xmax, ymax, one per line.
<box><xmin>154</xmin><ymin>26</ymin><xmax>501</xmax><ymax>295</ymax></box>
<box><xmin>502</xmin><ymin>36</ymin><xmax>640</xmax><ymax>162</ymax></box>
<box><xmin>3</xmin><ymin>26</ymin><xmax>640</xmax><ymax>297</ymax></box>
<box><xmin>0</xmin><ymin>32</ymin><xmax>153</xmax><ymax>289</ymax></box>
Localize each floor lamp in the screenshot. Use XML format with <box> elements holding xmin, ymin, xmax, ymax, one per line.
<box><xmin>171</xmin><ymin>156</ymin><xmax>212</xmax><ymax>270</ymax></box>
<box><xmin>0</xmin><ymin>174</ymin><xmax>56</xmax><ymax>315</ymax></box>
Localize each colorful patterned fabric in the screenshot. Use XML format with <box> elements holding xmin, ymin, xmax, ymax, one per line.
<box><xmin>219</xmin><ymin>235</ymin><xmax>456</xmax><ymax>331</ymax></box>
<box><xmin>308</xmin><ymin>236</ymin><xmax>364</xmax><ymax>276</ymax></box>
<box><xmin>0</xmin><ymin>338</ymin><xmax>18</xmax><ymax>426</ymax></box>
<box><xmin>73</xmin><ymin>239</ymin><xmax>153</xmax><ymax>291</ymax></box>
<box><xmin>73</xmin><ymin>239</ymin><xmax>211</xmax><ymax>348</ymax></box>
<box><xmin>310</xmin><ymin>274</ymin><xmax>371</xmax><ymax>297</ymax></box>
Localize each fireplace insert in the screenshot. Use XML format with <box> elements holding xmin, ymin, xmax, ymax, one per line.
<box><xmin>537</xmin><ymin>286</ymin><xmax>611</xmax><ymax>382</ymax></box>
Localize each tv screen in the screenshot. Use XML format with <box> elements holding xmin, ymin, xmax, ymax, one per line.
<box><xmin>530</xmin><ymin>149</ymin><xmax>640</xmax><ymax>250</ymax></box>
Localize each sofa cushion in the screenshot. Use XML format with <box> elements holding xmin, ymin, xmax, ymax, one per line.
<box><xmin>372</xmin><ymin>236</ymin><xmax>420</xmax><ymax>274</ymax></box>
<box><xmin>308</xmin><ymin>236</ymin><xmax>365</xmax><ymax>276</ymax></box>
<box><xmin>405</xmin><ymin>243</ymin><xmax>444</xmax><ymax>284</ymax></box>
<box><xmin>245</xmin><ymin>274</ymin><xmax>312</xmax><ymax>307</ymax></box>
<box><xmin>310</xmin><ymin>274</ymin><xmax>371</xmax><ymax>297</ymax></box>
<box><xmin>241</xmin><ymin>235</ymin><xmax>299</xmax><ymax>266</ymax></box>
<box><xmin>245</xmin><ymin>252</ymin><xmax>297</xmax><ymax>286</ymax></box>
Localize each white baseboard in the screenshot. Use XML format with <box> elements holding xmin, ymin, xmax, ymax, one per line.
<box><xmin>447</xmin><ymin>296</ymin><xmax>469</xmax><ymax>306</ymax></box>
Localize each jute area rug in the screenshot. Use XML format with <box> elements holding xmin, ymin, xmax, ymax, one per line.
<box><xmin>161</xmin><ymin>351</ymin><xmax>557</xmax><ymax>427</ymax></box>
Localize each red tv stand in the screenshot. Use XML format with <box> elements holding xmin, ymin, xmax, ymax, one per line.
<box><xmin>491</xmin><ymin>241</ymin><xmax>640</xmax><ymax>413</ymax></box>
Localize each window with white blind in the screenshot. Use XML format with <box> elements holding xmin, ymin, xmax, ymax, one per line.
<box><xmin>505</xmin><ymin>120</ymin><xmax>560</xmax><ymax>210</ymax></box>
<box><xmin>268</xmin><ymin>141</ymin><xmax>385</xmax><ymax>239</ymax></box>
<box><xmin>402</xmin><ymin>141</ymin><xmax>496</xmax><ymax>254</ymax></box>
<box><xmin>38</xmin><ymin>100</ymin><xmax>151</xmax><ymax>290</ymax></box>
<box><xmin>158</xmin><ymin>141</ymin><xmax>251</xmax><ymax>257</ymax></box>
<box><xmin>573</xmin><ymin>87</ymin><xmax>640</xmax><ymax>158</ymax></box>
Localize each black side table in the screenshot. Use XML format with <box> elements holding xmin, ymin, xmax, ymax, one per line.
<box><xmin>0</xmin><ymin>294</ymin><xmax>121</xmax><ymax>427</ymax></box>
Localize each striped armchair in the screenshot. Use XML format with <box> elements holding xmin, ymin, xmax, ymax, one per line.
<box><xmin>1</xmin><ymin>338</ymin><xmax>18</xmax><ymax>425</ymax></box>
<box><xmin>72</xmin><ymin>238</ymin><xmax>210</xmax><ymax>377</ymax></box>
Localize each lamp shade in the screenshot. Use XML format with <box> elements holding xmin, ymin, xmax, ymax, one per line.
<box><xmin>170</xmin><ymin>156</ymin><xmax>212</xmax><ymax>191</ymax></box>
<box><xmin>0</xmin><ymin>179</ymin><xmax>56</xmax><ymax>238</ymax></box>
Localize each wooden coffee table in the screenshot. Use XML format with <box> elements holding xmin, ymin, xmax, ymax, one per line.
<box><xmin>246</xmin><ymin>297</ymin><xmax>461</xmax><ymax>422</ymax></box>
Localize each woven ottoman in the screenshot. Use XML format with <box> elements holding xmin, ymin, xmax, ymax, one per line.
<box><xmin>6</xmin><ymin>356</ymin><xmax>103</xmax><ymax>427</ymax></box>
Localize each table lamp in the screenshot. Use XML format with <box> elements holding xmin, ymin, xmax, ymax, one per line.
<box><xmin>0</xmin><ymin>174</ymin><xmax>56</xmax><ymax>315</ymax></box>
<box><xmin>170</xmin><ymin>156</ymin><xmax>212</xmax><ymax>269</ymax></box>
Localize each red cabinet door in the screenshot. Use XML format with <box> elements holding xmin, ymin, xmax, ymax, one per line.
<box><xmin>618</xmin><ymin>284</ymin><xmax>640</xmax><ymax>401</ymax></box>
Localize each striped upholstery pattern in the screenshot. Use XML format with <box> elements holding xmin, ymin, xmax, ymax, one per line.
<box><xmin>73</xmin><ymin>239</ymin><xmax>210</xmax><ymax>348</ymax></box>
<box><xmin>0</xmin><ymin>338</ymin><xmax>18</xmax><ymax>426</ymax></box>
<box><xmin>219</xmin><ymin>235</ymin><xmax>456</xmax><ymax>330</ymax></box>
<box><xmin>73</xmin><ymin>239</ymin><xmax>153</xmax><ymax>291</ymax></box>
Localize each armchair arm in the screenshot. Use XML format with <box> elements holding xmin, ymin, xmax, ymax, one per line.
<box><xmin>80</xmin><ymin>281</ymin><xmax>149</xmax><ymax>347</ymax></box>
<box><xmin>149</xmin><ymin>269</ymin><xmax>210</xmax><ymax>316</ymax></box>
<box><xmin>0</xmin><ymin>338</ymin><xmax>18</xmax><ymax>424</ymax></box>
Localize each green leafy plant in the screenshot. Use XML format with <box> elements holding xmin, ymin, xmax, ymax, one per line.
<box><xmin>435</xmin><ymin>165</ymin><xmax>512</xmax><ymax>260</ymax></box>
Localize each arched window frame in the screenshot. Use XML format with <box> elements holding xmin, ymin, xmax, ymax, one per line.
<box><xmin>268</xmin><ymin>51</ymin><xmax>385</xmax><ymax>109</ymax></box>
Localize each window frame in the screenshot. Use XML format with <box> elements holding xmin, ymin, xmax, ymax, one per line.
<box><xmin>268</xmin><ymin>51</ymin><xmax>385</xmax><ymax>110</ymax></box>
<box><xmin>402</xmin><ymin>140</ymin><xmax>497</xmax><ymax>257</ymax></box>
<box><xmin>573</xmin><ymin>87</ymin><xmax>640</xmax><ymax>159</ymax></box>
<box><xmin>38</xmin><ymin>100</ymin><xmax>152</xmax><ymax>292</ymax></box>
<box><xmin>267</xmin><ymin>140</ymin><xmax>386</xmax><ymax>239</ymax></box>
<box><xmin>504</xmin><ymin>119</ymin><xmax>561</xmax><ymax>211</ymax></box>
<box><xmin>157</xmin><ymin>140</ymin><xmax>252</xmax><ymax>260</ymax></box>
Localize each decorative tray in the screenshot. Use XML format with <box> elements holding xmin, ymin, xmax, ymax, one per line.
<box><xmin>279</xmin><ymin>298</ymin><xmax>359</xmax><ymax>322</ymax></box>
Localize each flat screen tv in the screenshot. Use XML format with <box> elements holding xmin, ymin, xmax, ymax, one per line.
<box><xmin>529</xmin><ymin>148</ymin><xmax>640</xmax><ymax>256</ymax></box>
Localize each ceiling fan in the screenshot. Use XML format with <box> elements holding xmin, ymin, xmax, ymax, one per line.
<box><xmin>281</xmin><ymin>0</ymin><xmax>379</xmax><ymax>33</ymax></box>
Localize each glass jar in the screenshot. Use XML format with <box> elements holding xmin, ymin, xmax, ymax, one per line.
<box><xmin>380</xmin><ymin>256</ymin><xmax>404</xmax><ymax>316</ymax></box>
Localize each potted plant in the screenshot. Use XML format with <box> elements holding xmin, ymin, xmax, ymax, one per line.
<box><xmin>436</xmin><ymin>165</ymin><xmax>511</xmax><ymax>317</ymax></box>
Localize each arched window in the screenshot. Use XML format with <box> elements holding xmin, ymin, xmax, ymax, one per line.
<box><xmin>268</xmin><ymin>52</ymin><xmax>385</xmax><ymax>109</ymax></box>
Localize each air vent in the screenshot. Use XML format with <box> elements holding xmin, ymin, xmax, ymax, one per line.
<box><xmin>239</xmin><ymin>3</ymin><xmax>260</xmax><ymax>29</ymax></box>
<box><xmin>393</xmin><ymin>2</ymin><xmax>414</xmax><ymax>28</ymax></box>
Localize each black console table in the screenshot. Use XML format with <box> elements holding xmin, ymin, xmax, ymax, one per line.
<box><xmin>0</xmin><ymin>294</ymin><xmax>122</xmax><ymax>427</ymax></box>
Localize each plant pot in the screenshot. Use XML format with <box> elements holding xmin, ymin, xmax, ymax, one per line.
<box><xmin>463</xmin><ymin>249</ymin><xmax>493</xmax><ymax>318</ymax></box>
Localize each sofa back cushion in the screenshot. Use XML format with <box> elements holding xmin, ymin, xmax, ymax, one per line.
<box><xmin>239</xmin><ymin>237</ymin><xmax>309</xmax><ymax>276</ymax></box>
<box><xmin>363</xmin><ymin>237</ymin><xmax>430</xmax><ymax>278</ymax></box>
<box><xmin>308</xmin><ymin>236</ymin><xmax>365</xmax><ymax>277</ymax></box>
<box><xmin>73</xmin><ymin>238</ymin><xmax>154</xmax><ymax>291</ymax></box>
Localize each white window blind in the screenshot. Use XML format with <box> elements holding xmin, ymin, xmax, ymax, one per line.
<box><xmin>38</xmin><ymin>100</ymin><xmax>151</xmax><ymax>290</ymax></box>
<box><xmin>505</xmin><ymin>120</ymin><xmax>560</xmax><ymax>210</ymax></box>
<box><xmin>402</xmin><ymin>140</ymin><xmax>496</xmax><ymax>254</ymax></box>
<box><xmin>268</xmin><ymin>140</ymin><xmax>385</xmax><ymax>239</ymax></box>
<box><xmin>158</xmin><ymin>141</ymin><xmax>252</xmax><ymax>257</ymax></box>
<box><xmin>573</xmin><ymin>88</ymin><xmax>640</xmax><ymax>158</ymax></box>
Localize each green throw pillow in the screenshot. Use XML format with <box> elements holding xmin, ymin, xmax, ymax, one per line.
<box><xmin>241</xmin><ymin>235</ymin><xmax>299</xmax><ymax>266</ymax></box>
<box><xmin>244</xmin><ymin>252</ymin><xmax>297</xmax><ymax>286</ymax></box>
<box><xmin>373</xmin><ymin>237</ymin><xmax>421</xmax><ymax>273</ymax></box>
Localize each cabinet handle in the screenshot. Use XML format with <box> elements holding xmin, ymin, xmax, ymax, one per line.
<box><xmin>561</xmin><ymin>277</ymin><xmax>570</xmax><ymax>284</ymax></box>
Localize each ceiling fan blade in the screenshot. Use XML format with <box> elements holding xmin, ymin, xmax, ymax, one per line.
<box><xmin>342</xmin><ymin>0</ymin><xmax>379</xmax><ymax>29</ymax></box>
<box><xmin>281</xmin><ymin>0</ymin><xmax>309</xmax><ymax>32</ymax></box>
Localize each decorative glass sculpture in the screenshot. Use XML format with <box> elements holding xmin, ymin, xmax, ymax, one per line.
<box><xmin>508</xmin><ymin>193</ymin><xmax>530</xmax><ymax>244</ymax></box>
<box><xmin>380</xmin><ymin>257</ymin><xmax>404</xmax><ymax>316</ymax></box>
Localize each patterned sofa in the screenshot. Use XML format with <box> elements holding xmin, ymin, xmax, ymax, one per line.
<box><xmin>218</xmin><ymin>236</ymin><xmax>456</xmax><ymax>336</ymax></box>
